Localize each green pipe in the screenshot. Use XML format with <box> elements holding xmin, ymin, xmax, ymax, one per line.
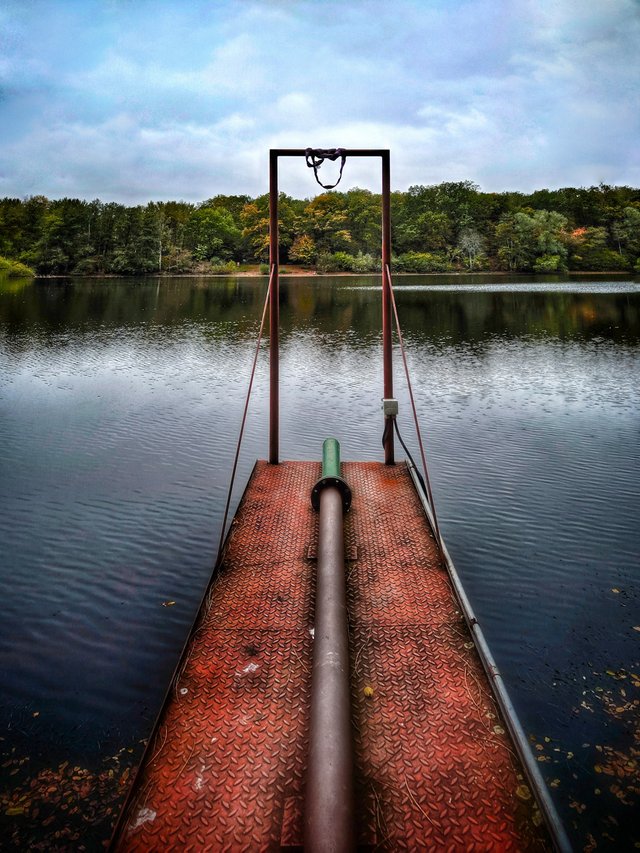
<box><xmin>322</xmin><ymin>438</ymin><xmax>341</xmax><ymax>479</ymax></box>
<box><xmin>311</xmin><ymin>438</ymin><xmax>352</xmax><ymax>513</ymax></box>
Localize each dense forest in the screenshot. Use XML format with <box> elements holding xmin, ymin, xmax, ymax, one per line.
<box><xmin>1</xmin><ymin>181</ymin><xmax>639</xmax><ymax>276</ymax></box>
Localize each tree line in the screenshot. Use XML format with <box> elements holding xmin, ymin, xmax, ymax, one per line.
<box><xmin>1</xmin><ymin>181</ymin><xmax>639</xmax><ymax>276</ymax></box>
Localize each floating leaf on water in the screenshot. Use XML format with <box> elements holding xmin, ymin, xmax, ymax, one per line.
<box><xmin>550</xmin><ymin>778</ymin><xmax>560</xmax><ymax>788</ymax></box>
<box><xmin>161</xmin><ymin>600</ymin><xmax>176</xmax><ymax>607</ymax></box>
<box><xmin>606</xmin><ymin>669</ymin><xmax>628</xmax><ymax>680</ymax></box>
<box><xmin>584</xmin><ymin>834</ymin><xmax>598</xmax><ymax>853</ymax></box>
<box><xmin>611</xmin><ymin>785</ymin><xmax>631</xmax><ymax>804</ymax></box>
<box><xmin>5</xmin><ymin>805</ymin><xmax>25</xmax><ymax>816</ymax></box>
<box><xmin>32</xmin><ymin>712</ymin><xmax>39</xmax><ymax>718</ymax></box>
<box><xmin>611</xmin><ymin>588</ymin><xmax>620</xmax><ymax>594</ymax></box>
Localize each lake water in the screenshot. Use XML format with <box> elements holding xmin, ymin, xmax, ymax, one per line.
<box><xmin>1</xmin><ymin>273</ymin><xmax>639</xmax><ymax>849</ymax></box>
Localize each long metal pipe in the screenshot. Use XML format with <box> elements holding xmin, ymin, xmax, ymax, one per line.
<box><xmin>269</xmin><ymin>150</ymin><xmax>279</xmax><ymax>464</ymax></box>
<box><xmin>305</xmin><ymin>442</ymin><xmax>354</xmax><ymax>851</ymax></box>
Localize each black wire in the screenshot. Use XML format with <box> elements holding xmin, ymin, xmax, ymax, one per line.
<box><xmin>382</xmin><ymin>416</ymin><xmax>428</xmax><ymax>498</ymax></box>
<box><xmin>394</xmin><ymin>419</ymin><xmax>428</xmax><ymax>496</ymax></box>
<box><xmin>381</xmin><ymin>415</ymin><xmax>393</xmax><ymax>450</ymax></box>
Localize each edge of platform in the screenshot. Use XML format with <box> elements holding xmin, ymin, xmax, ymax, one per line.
<box><xmin>108</xmin><ymin>460</ymin><xmax>265</xmax><ymax>850</ymax></box>
<box><xmin>406</xmin><ymin>459</ymin><xmax>572</xmax><ymax>853</ymax></box>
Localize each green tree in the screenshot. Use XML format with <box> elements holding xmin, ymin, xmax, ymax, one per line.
<box><xmin>458</xmin><ymin>227</ymin><xmax>484</xmax><ymax>270</ymax></box>
<box><xmin>110</xmin><ymin>206</ymin><xmax>160</xmax><ymax>274</ymax></box>
<box><xmin>569</xmin><ymin>227</ymin><xmax>626</xmax><ymax>271</ymax></box>
<box><xmin>345</xmin><ymin>188</ymin><xmax>380</xmax><ymax>254</ymax></box>
<box><xmin>289</xmin><ymin>234</ymin><xmax>317</xmax><ymax>265</ymax></box>
<box><xmin>304</xmin><ymin>192</ymin><xmax>352</xmax><ymax>253</ymax></box>
<box><xmin>611</xmin><ymin>206</ymin><xmax>640</xmax><ymax>261</ymax></box>
<box><xmin>186</xmin><ymin>206</ymin><xmax>241</xmax><ymax>261</ymax></box>
<box><xmin>240</xmin><ymin>193</ymin><xmax>301</xmax><ymax>262</ymax></box>
<box><xmin>495</xmin><ymin>209</ymin><xmax>568</xmax><ymax>272</ymax></box>
<box><xmin>241</xmin><ymin>200</ymin><xmax>269</xmax><ymax>262</ymax></box>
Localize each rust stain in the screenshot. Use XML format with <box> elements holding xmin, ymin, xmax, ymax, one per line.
<box><xmin>114</xmin><ymin>461</ymin><xmax>548</xmax><ymax>851</ymax></box>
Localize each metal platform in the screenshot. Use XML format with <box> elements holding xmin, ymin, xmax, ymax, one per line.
<box><xmin>113</xmin><ymin>461</ymin><xmax>549</xmax><ymax>851</ymax></box>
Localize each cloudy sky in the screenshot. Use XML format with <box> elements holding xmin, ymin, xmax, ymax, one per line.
<box><xmin>1</xmin><ymin>0</ymin><xmax>639</xmax><ymax>203</ymax></box>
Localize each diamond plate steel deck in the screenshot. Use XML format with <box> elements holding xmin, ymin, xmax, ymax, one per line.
<box><xmin>114</xmin><ymin>461</ymin><xmax>549</xmax><ymax>851</ymax></box>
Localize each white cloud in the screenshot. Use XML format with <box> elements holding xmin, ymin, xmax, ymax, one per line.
<box><xmin>0</xmin><ymin>0</ymin><xmax>639</xmax><ymax>201</ymax></box>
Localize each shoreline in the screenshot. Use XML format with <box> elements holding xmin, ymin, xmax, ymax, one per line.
<box><xmin>27</xmin><ymin>268</ymin><xmax>638</xmax><ymax>281</ymax></box>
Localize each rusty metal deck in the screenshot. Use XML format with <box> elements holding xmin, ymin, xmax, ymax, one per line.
<box><xmin>114</xmin><ymin>461</ymin><xmax>548</xmax><ymax>851</ymax></box>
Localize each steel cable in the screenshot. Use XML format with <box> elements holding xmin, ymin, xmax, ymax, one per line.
<box><xmin>385</xmin><ymin>264</ymin><xmax>442</xmax><ymax>546</ymax></box>
<box><xmin>216</xmin><ymin>266</ymin><xmax>274</xmax><ymax>565</ymax></box>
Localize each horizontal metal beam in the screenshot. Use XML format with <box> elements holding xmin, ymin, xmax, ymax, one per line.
<box><xmin>270</xmin><ymin>148</ymin><xmax>389</xmax><ymax>158</ymax></box>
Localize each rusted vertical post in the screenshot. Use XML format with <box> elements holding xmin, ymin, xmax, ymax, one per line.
<box><xmin>381</xmin><ymin>151</ymin><xmax>394</xmax><ymax>464</ymax></box>
<box><xmin>269</xmin><ymin>150</ymin><xmax>279</xmax><ymax>464</ymax></box>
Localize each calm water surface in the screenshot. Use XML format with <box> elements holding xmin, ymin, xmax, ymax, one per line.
<box><xmin>1</xmin><ymin>273</ymin><xmax>639</xmax><ymax>849</ymax></box>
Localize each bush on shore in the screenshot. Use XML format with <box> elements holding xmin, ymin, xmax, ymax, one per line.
<box><xmin>317</xmin><ymin>251</ymin><xmax>380</xmax><ymax>273</ymax></box>
<box><xmin>392</xmin><ymin>252</ymin><xmax>454</xmax><ymax>273</ymax></box>
<box><xmin>0</xmin><ymin>256</ymin><xmax>35</xmax><ymax>277</ymax></box>
<box><xmin>209</xmin><ymin>258</ymin><xmax>239</xmax><ymax>275</ymax></box>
